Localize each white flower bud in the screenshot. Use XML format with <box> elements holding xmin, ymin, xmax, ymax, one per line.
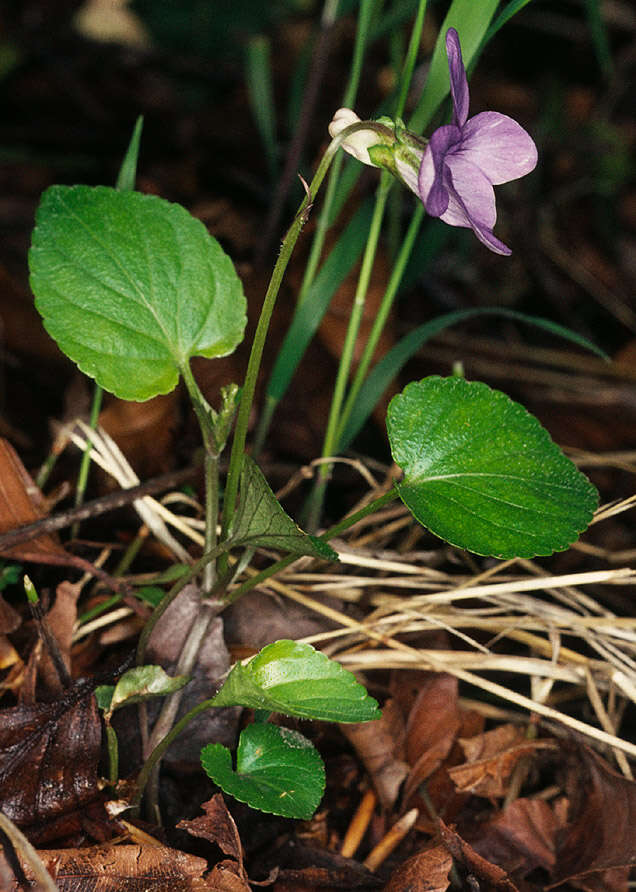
<box><xmin>328</xmin><ymin>108</ymin><xmax>382</xmax><ymax>166</ymax></box>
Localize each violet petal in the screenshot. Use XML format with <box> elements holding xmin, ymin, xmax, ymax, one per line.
<box><xmin>460</xmin><ymin>112</ymin><xmax>538</xmax><ymax>185</ymax></box>
<box><xmin>418</xmin><ymin>124</ymin><xmax>461</xmax><ymax>217</ymax></box>
<box><xmin>441</xmin><ymin>154</ymin><xmax>497</xmax><ymax>229</ymax></box>
<box><xmin>445</xmin><ymin>167</ymin><xmax>511</xmax><ymax>255</ymax></box>
<box><xmin>446</xmin><ymin>28</ymin><xmax>469</xmax><ymax>128</ymax></box>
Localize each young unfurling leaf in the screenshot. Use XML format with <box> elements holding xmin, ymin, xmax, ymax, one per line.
<box><xmin>212</xmin><ymin>639</ymin><xmax>380</xmax><ymax>723</ymax></box>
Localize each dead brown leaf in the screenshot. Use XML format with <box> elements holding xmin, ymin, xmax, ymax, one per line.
<box><xmin>568</xmin><ymin>866</ymin><xmax>631</xmax><ymax>892</ymax></box>
<box><xmin>470</xmin><ymin>797</ymin><xmax>558</xmax><ymax>877</ymax></box>
<box><xmin>449</xmin><ymin>725</ymin><xmax>556</xmax><ymax>798</ymax></box>
<box><xmin>398</xmin><ymin>675</ymin><xmax>483</xmax><ymax>834</ymax></box>
<box><xmin>459</xmin><ymin>724</ymin><xmax>526</xmax><ymax>762</ymax></box>
<box><xmin>178</xmin><ymin>793</ymin><xmax>248</xmax><ymax>889</ymax></box>
<box><xmin>405</xmin><ymin>674</ymin><xmax>462</xmax><ymax>768</ymax></box>
<box><xmin>0</xmin><ymin>593</ymin><xmax>21</xmax><ymax>634</ymax></box>
<box><xmin>339</xmin><ymin>698</ymin><xmax>409</xmax><ymax>810</ymax></box>
<box><xmin>547</xmin><ymin>744</ymin><xmax>636</xmax><ymax>887</ymax></box>
<box><xmin>224</xmin><ymin>590</ymin><xmax>335</xmax><ymax>651</ymax></box>
<box><xmin>11</xmin><ymin>843</ymin><xmax>213</xmax><ymax>891</ymax></box>
<box><xmin>205</xmin><ymin>862</ymin><xmax>254</xmax><ymax>891</ymax></box>
<box><xmin>29</xmin><ymin>580</ymin><xmax>82</xmax><ymax>696</ymax></box>
<box><xmin>0</xmin><ymin>438</ymin><xmax>102</xmax><ymax>579</ymax></box>
<box><xmin>439</xmin><ymin>820</ymin><xmax>519</xmax><ymax>891</ymax></box>
<box><xmin>402</xmin><ymin>673</ymin><xmax>478</xmax><ymax>808</ymax></box>
<box><xmin>145</xmin><ymin>584</ymin><xmax>239</xmax><ymax>767</ymax></box>
<box><xmin>382</xmin><ymin>844</ymin><xmax>452</xmax><ymax>891</ymax></box>
<box><xmin>99</xmin><ymin>392</ymin><xmax>178</xmax><ymax>479</ymax></box>
<box><xmin>0</xmin><ymin>438</ymin><xmax>70</xmax><ymax>564</ymax></box>
<box><xmin>0</xmin><ymin>678</ymin><xmax>101</xmax><ymax>830</ymax></box>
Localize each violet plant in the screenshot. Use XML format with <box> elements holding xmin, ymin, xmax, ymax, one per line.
<box><xmin>27</xmin><ymin>2</ymin><xmax>600</xmax><ymax>822</ymax></box>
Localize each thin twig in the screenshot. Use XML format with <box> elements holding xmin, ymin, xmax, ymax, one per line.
<box><xmin>0</xmin><ymin>464</ymin><xmax>199</xmax><ymax>551</ymax></box>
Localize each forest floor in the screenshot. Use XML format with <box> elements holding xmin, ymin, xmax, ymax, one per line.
<box><xmin>1</xmin><ymin>2</ymin><xmax>636</xmax><ymax>890</ymax></box>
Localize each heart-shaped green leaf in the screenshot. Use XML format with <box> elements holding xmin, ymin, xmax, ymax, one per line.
<box><xmin>201</xmin><ymin>722</ymin><xmax>325</xmax><ymax>820</ymax></box>
<box><xmin>386</xmin><ymin>377</ymin><xmax>598</xmax><ymax>559</ymax></box>
<box><xmin>29</xmin><ymin>185</ymin><xmax>246</xmax><ymax>401</ymax></box>
<box><xmin>212</xmin><ymin>639</ymin><xmax>381</xmax><ymax>723</ymax></box>
<box><xmin>230</xmin><ymin>456</ymin><xmax>338</xmax><ymax>560</ymax></box>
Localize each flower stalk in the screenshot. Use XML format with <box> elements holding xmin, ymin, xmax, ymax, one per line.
<box><xmin>220</xmin><ymin>122</ymin><xmax>389</xmax><ymax>552</ymax></box>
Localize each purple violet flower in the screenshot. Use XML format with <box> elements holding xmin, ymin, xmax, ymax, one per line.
<box><xmin>418</xmin><ymin>28</ymin><xmax>538</xmax><ymax>255</ymax></box>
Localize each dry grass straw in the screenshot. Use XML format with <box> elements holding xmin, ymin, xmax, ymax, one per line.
<box><xmin>65</xmin><ymin>354</ymin><xmax>636</xmax><ymax>770</ymax></box>
<box><xmin>256</xmin><ymin>468</ymin><xmax>636</xmax><ymax>769</ymax></box>
<box><xmin>254</xmin><ymin>338</ymin><xmax>636</xmax><ymax>769</ymax></box>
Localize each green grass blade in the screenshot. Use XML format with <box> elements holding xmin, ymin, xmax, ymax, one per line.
<box><xmin>115</xmin><ymin>116</ymin><xmax>144</xmax><ymax>192</ymax></box>
<box><xmin>483</xmin><ymin>0</ymin><xmax>535</xmax><ymax>43</ymax></box>
<box><xmin>339</xmin><ymin>308</ymin><xmax>607</xmax><ymax>450</ymax></box>
<box><xmin>245</xmin><ymin>35</ymin><xmax>278</xmax><ymax>180</ymax></box>
<box><xmin>409</xmin><ymin>0</ymin><xmax>500</xmax><ymax>133</ymax></box>
<box><xmin>583</xmin><ymin>0</ymin><xmax>614</xmax><ymax>79</ymax></box>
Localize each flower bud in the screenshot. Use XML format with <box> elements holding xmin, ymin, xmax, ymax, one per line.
<box><xmin>328</xmin><ymin>108</ymin><xmax>426</xmax><ymax>196</ymax></box>
<box><xmin>328</xmin><ymin>108</ymin><xmax>392</xmax><ymax>166</ymax></box>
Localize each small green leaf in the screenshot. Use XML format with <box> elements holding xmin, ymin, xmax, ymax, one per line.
<box><xmin>106</xmin><ymin>665</ymin><xmax>188</xmax><ymax>716</ymax></box>
<box><xmin>212</xmin><ymin>639</ymin><xmax>381</xmax><ymax>723</ymax></box>
<box><xmin>0</xmin><ymin>562</ymin><xmax>21</xmax><ymax>592</ymax></box>
<box><xmin>136</xmin><ymin>585</ymin><xmax>166</xmax><ymax>606</ymax></box>
<box><xmin>201</xmin><ymin>722</ymin><xmax>325</xmax><ymax>820</ymax></box>
<box><xmin>95</xmin><ymin>685</ymin><xmax>115</xmax><ymax>713</ymax></box>
<box><xmin>29</xmin><ymin>185</ymin><xmax>247</xmax><ymax>401</ymax></box>
<box><xmin>147</xmin><ymin>563</ymin><xmax>191</xmax><ymax>584</ymax></box>
<box><xmin>230</xmin><ymin>456</ymin><xmax>338</xmax><ymax>561</ymax></box>
<box><xmin>387</xmin><ymin>377</ymin><xmax>598</xmax><ymax>559</ymax></box>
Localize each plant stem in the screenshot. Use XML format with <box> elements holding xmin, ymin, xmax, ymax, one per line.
<box><xmin>322</xmin><ymin>175</ymin><xmax>391</xmax><ymax>458</ymax></box>
<box><xmin>296</xmin><ymin>0</ymin><xmax>375</xmax><ymax>304</ymax></box>
<box><xmin>180</xmin><ymin>361</ymin><xmax>219</xmax><ymax>593</ymax></box>
<box><xmin>304</xmin><ymin>0</ymin><xmax>428</xmax><ymax>529</ymax></box>
<box><xmin>141</xmin><ymin>595</ymin><xmax>222</xmax><ymax>820</ymax></box>
<box><xmin>202</xmin><ymin>454</ymin><xmax>218</xmax><ymax>592</ymax></box>
<box><xmin>134</xmin><ymin>485</ymin><xmax>398</xmax><ymax>813</ymax></box>
<box><xmin>136</xmin><ymin>122</ymin><xmax>395</xmax><ymax>816</ymax></box>
<box><xmin>305</xmin><ymin>173</ymin><xmax>392</xmax><ymax>530</ymax></box>
<box><xmin>134</xmin><ymin>694</ymin><xmax>219</xmax><ymax>808</ymax></box>
<box><xmin>71</xmin><ymin>383</ymin><xmax>103</xmax><ymax>539</ymax></box>
<box><xmin>335</xmin><ymin>202</ymin><xmax>425</xmax><ymax>447</ymax></box>
<box><xmin>251</xmin><ymin>0</ymin><xmax>376</xmax><ymax>459</ymax></box>
<box><xmin>220</xmin><ymin>134</ymin><xmax>349</xmax><ymax>551</ymax></box>
<box><xmin>145</xmin><ymin>597</ymin><xmax>220</xmax><ymax>763</ymax></box>
<box><xmin>394</xmin><ymin>0</ymin><xmax>428</xmax><ymax>119</ymax></box>
<box><xmin>106</xmin><ymin>722</ymin><xmax>119</xmax><ymax>786</ymax></box>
